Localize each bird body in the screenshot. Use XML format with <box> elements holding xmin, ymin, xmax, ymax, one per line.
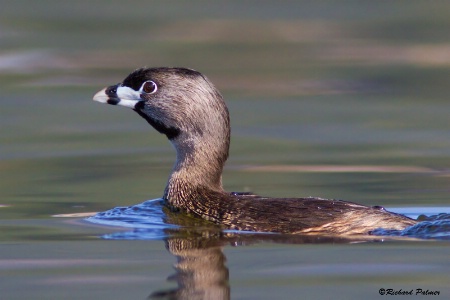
<box><xmin>93</xmin><ymin>67</ymin><xmax>417</xmax><ymax>235</ymax></box>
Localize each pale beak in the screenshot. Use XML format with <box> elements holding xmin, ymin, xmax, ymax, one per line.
<box><xmin>93</xmin><ymin>88</ymin><xmax>109</xmax><ymax>104</ymax></box>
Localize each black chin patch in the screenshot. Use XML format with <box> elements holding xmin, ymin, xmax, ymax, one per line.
<box><xmin>106</xmin><ymin>98</ymin><xmax>120</xmax><ymax>105</ymax></box>
<box><xmin>133</xmin><ymin>102</ymin><xmax>180</xmax><ymax>140</ymax></box>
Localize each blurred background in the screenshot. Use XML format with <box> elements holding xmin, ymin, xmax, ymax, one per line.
<box><xmin>1</xmin><ymin>0</ymin><xmax>450</xmax><ymax>220</ymax></box>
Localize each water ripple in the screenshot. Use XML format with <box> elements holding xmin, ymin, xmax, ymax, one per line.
<box><xmin>370</xmin><ymin>214</ymin><xmax>450</xmax><ymax>240</ymax></box>
<box><xmin>86</xmin><ymin>199</ymin><xmax>175</xmax><ymax>230</ymax></box>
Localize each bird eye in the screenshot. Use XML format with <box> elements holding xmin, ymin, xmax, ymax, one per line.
<box><xmin>141</xmin><ymin>81</ymin><xmax>158</xmax><ymax>94</ymax></box>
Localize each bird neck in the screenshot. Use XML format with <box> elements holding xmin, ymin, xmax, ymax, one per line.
<box><xmin>164</xmin><ymin>131</ymin><xmax>229</xmax><ymax>208</ymax></box>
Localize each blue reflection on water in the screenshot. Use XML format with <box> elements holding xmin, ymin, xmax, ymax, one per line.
<box><xmin>87</xmin><ymin>198</ymin><xmax>173</xmax><ymax>229</ymax></box>
<box><xmin>86</xmin><ymin>199</ymin><xmax>450</xmax><ymax>240</ymax></box>
<box><xmin>372</xmin><ymin>207</ymin><xmax>450</xmax><ymax>240</ymax></box>
<box><xmin>86</xmin><ymin>199</ymin><xmax>174</xmax><ymax>240</ymax></box>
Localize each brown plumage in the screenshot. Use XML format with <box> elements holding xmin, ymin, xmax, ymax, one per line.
<box><xmin>93</xmin><ymin>67</ymin><xmax>417</xmax><ymax>235</ymax></box>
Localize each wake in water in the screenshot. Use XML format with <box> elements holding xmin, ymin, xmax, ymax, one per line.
<box><xmin>370</xmin><ymin>213</ymin><xmax>450</xmax><ymax>239</ymax></box>
<box><xmin>87</xmin><ymin>199</ymin><xmax>170</xmax><ymax>229</ymax></box>
<box><xmin>86</xmin><ymin>199</ymin><xmax>450</xmax><ymax>240</ymax></box>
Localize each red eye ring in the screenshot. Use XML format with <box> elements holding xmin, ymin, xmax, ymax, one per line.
<box><xmin>142</xmin><ymin>81</ymin><xmax>157</xmax><ymax>94</ymax></box>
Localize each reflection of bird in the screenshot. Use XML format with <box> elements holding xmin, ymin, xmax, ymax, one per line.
<box><xmin>93</xmin><ymin>67</ymin><xmax>417</xmax><ymax>235</ymax></box>
<box><xmin>150</xmin><ymin>236</ymin><xmax>230</xmax><ymax>300</ymax></box>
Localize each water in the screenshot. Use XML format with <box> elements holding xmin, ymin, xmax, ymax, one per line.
<box><xmin>2</xmin><ymin>1</ymin><xmax>450</xmax><ymax>299</ymax></box>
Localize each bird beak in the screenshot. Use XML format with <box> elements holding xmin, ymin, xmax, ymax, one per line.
<box><xmin>93</xmin><ymin>88</ymin><xmax>109</xmax><ymax>104</ymax></box>
<box><xmin>93</xmin><ymin>86</ymin><xmax>142</xmax><ymax>109</ymax></box>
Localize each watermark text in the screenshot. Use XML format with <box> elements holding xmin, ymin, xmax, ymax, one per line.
<box><xmin>379</xmin><ymin>288</ymin><xmax>440</xmax><ymax>296</ymax></box>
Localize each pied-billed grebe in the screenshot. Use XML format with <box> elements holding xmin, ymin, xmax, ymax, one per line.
<box><xmin>93</xmin><ymin>67</ymin><xmax>417</xmax><ymax>235</ymax></box>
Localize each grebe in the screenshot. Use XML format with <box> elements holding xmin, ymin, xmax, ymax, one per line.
<box><xmin>93</xmin><ymin>67</ymin><xmax>417</xmax><ymax>235</ymax></box>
